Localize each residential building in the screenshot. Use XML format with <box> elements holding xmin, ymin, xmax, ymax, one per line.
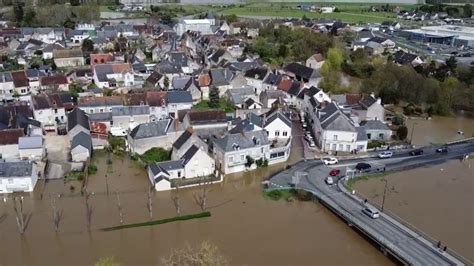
<box><xmin>306</xmin><ymin>53</ymin><xmax>325</xmax><ymax>69</ymax></box>
<box><xmin>67</xmin><ymin>108</ymin><xmax>90</xmax><ymax>141</ymax></box>
<box><xmin>112</xmin><ymin>105</ymin><xmax>150</xmax><ymax>131</ymax></box>
<box><xmin>18</xmin><ymin>136</ymin><xmax>44</xmax><ymax>160</ymax></box>
<box><xmin>78</xmin><ymin>96</ymin><xmax>123</xmax><ymax>114</ymax></box>
<box><xmin>175</xmin><ymin>19</ymin><xmax>214</xmax><ymax>36</ymax></box>
<box><xmin>0</xmin><ymin>161</ymin><xmax>38</xmax><ymax>193</ymax></box>
<box><xmin>71</xmin><ymin>131</ymin><xmax>92</xmax><ymax>162</ymax></box>
<box><xmin>127</xmin><ymin>119</ymin><xmax>182</xmax><ymax>155</ymax></box>
<box><xmin>182</xmin><ymin>110</ymin><xmax>227</xmax><ymax>132</ymax></box>
<box><xmin>360</xmin><ymin>120</ymin><xmax>392</xmax><ymax>141</ymax></box>
<box><xmin>93</xmin><ymin>63</ymin><xmax>134</xmax><ymax>89</ymax></box>
<box><xmin>31</xmin><ymin>94</ymin><xmax>68</xmax><ymax>131</ymax></box>
<box><xmin>39</xmin><ymin>74</ymin><xmax>69</xmax><ymax>91</ymax></box>
<box><xmin>263</xmin><ymin>110</ymin><xmax>292</xmax><ymax>140</ymax></box>
<box><xmin>146</xmin><ymin>91</ymin><xmax>168</xmax><ymax>120</ymax></box>
<box><xmin>167</xmin><ymin>91</ymin><xmax>193</xmax><ymax>119</ymax></box>
<box><xmin>213</xmin><ymin>130</ymin><xmax>270</xmax><ymax>174</ymax></box>
<box><xmin>53</xmin><ymin>49</ymin><xmax>84</xmax><ymax>67</ymax></box>
<box><xmin>0</xmin><ymin>129</ymin><xmax>24</xmax><ymax>160</ymax></box>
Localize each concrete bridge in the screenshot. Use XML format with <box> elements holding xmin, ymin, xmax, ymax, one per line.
<box><xmin>265</xmin><ymin>141</ymin><xmax>474</xmax><ymax>265</ymax></box>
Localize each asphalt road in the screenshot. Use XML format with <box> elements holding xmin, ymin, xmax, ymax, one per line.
<box><xmin>267</xmin><ymin>142</ymin><xmax>474</xmax><ymax>265</ymax></box>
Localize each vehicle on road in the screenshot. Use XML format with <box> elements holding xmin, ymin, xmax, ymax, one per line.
<box><xmin>325</xmin><ymin>176</ymin><xmax>334</xmax><ymax>185</ymax></box>
<box><xmin>304</xmin><ymin>135</ymin><xmax>313</xmax><ymax>142</ymax></box>
<box><xmin>329</xmin><ymin>168</ymin><xmax>340</xmax><ymax>176</ymax></box>
<box><xmin>302</xmin><ymin>122</ymin><xmax>308</xmax><ymax>128</ymax></box>
<box><xmin>409</xmin><ymin>149</ymin><xmax>424</xmax><ymax>156</ymax></box>
<box><xmin>362</xmin><ymin>207</ymin><xmax>380</xmax><ymax>219</ymax></box>
<box><xmin>457</xmin><ymin>130</ymin><xmax>464</xmax><ymax>135</ymax></box>
<box><xmin>322</xmin><ymin>157</ymin><xmax>338</xmax><ymax>165</ymax></box>
<box><xmin>355</xmin><ymin>162</ymin><xmax>371</xmax><ymax>172</ymax></box>
<box><xmin>110</xmin><ymin>127</ymin><xmax>127</xmax><ymax>137</ymax></box>
<box><xmin>436</xmin><ymin>146</ymin><xmax>448</xmax><ymax>153</ymax></box>
<box><xmin>378</xmin><ymin>151</ymin><xmax>393</xmax><ymax>159</ymax></box>
<box><xmin>308</xmin><ymin>141</ymin><xmax>316</xmax><ymax>147</ymax></box>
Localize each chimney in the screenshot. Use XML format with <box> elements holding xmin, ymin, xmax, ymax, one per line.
<box><xmin>377</xmin><ymin>97</ymin><xmax>382</xmax><ymax>105</ymax></box>
<box><xmin>370</xmin><ymin>92</ymin><xmax>375</xmax><ymax>98</ymax></box>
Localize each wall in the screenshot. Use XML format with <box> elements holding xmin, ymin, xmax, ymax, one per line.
<box><xmin>321</xmin><ymin>130</ymin><xmax>357</xmax><ymax>152</ymax></box>
<box><xmin>128</xmin><ymin>130</ymin><xmax>182</xmax><ymax>155</ymax></box>
<box><xmin>0</xmin><ymin>144</ymin><xmax>19</xmax><ymax>160</ymax></box>
<box><xmin>0</xmin><ymin>163</ymin><xmax>38</xmax><ymax>193</ymax></box>
<box><xmin>183</xmin><ymin>148</ymin><xmax>215</xmax><ymax>178</ymax></box>
<box><xmin>19</xmin><ymin>147</ymin><xmax>44</xmax><ymax>161</ymax></box>
<box><xmin>71</xmin><ymin>145</ymin><xmax>90</xmax><ymax>162</ymax></box>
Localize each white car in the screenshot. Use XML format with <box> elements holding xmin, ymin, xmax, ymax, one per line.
<box><xmin>302</xmin><ymin>122</ymin><xmax>308</xmax><ymax>128</ymax></box>
<box><xmin>322</xmin><ymin>157</ymin><xmax>338</xmax><ymax>165</ymax></box>
<box><xmin>110</xmin><ymin>127</ymin><xmax>127</xmax><ymax>137</ymax></box>
<box><xmin>378</xmin><ymin>151</ymin><xmax>393</xmax><ymax>159</ymax></box>
<box><xmin>308</xmin><ymin>141</ymin><xmax>316</xmax><ymax>147</ymax></box>
<box><xmin>325</xmin><ymin>176</ymin><xmax>334</xmax><ymax>185</ymax></box>
<box><xmin>362</xmin><ymin>207</ymin><xmax>380</xmax><ymax>219</ymax></box>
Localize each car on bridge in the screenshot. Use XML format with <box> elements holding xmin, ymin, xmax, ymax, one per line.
<box><xmin>378</xmin><ymin>151</ymin><xmax>393</xmax><ymax>159</ymax></box>
<box><xmin>322</xmin><ymin>157</ymin><xmax>338</xmax><ymax>165</ymax></box>
<box><xmin>355</xmin><ymin>162</ymin><xmax>371</xmax><ymax>172</ymax></box>
<box><xmin>362</xmin><ymin>207</ymin><xmax>380</xmax><ymax>219</ymax></box>
<box><xmin>409</xmin><ymin>149</ymin><xmax>424</xmax><ymax>156</ymax></box>
<box><xmin>436</xmin><ymin>146</ymin><xmax>448</xmax><ymax>153</ymax></box>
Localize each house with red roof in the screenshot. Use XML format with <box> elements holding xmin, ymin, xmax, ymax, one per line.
<box><xmin>40</xmin><ymin>74</ymin><xmax>69</xmax><ymax>91</ymax></box>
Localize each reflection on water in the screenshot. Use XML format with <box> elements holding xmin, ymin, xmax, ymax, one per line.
<box><xmin>354</xmin><ymin>159</ymin><xmax>474</xmax><ymax>262</ymax></box>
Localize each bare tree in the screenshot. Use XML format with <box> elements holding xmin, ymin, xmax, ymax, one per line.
<box><xmin>12</xmin><ymin>196</ymin><xmax>32</xmax><ymax>235</ymax></box>
<box><xmin>50</xmin><ymin>194</ymin><xmax>63</xmax><ymax>233</ymax></box>
<box><xmin>147</xmin><ymin>188</ymin><xmax>153</xmax><ymax>220</ymax></box>
<box><xmin>162</xmin><ymin>241</ymin><xmax>227</xmax><ymax>266</ymax></box>
<box><xmin>193</xmin><ymin>176</ymin><xmax>210</xmax><ymax>211</ymax></box>
<box><xmin>84</xmin><ymin>190</ymin><xmax>93</xmax><ymax>231</ymax></box>
<box><xmin>171</xmin><ymin>180</ymin><xmax>181</xmax><ymax>216</ymax></box>
<box><xmin>115</xmin><ymin>191</ymin><xmax>124</xmax><ymax>225</ymax></box>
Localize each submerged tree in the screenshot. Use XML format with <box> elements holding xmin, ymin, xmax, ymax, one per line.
<box><xmin>12</xmin><ymin>196</ymin><xmax>32</xmax><ymax>235</ymax></box>
<box><xmin>162</xmin><ymin>241</ymin><xmax>227</xmax><ymax>266</ymax></box>
<box><xmin>193</xmin><ymin>176</ymin><xmax>210</xmax><ymax>211</ymax></box>
<box><xmin>51</xmin><ymin>195</ymin><xmax>63</xmax><ymax>233</ymax></box>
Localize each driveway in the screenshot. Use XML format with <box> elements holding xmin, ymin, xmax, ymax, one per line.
<box><xmin>44</xmin><ymin>135</ymin><xmax>70</xmax><ymax>179</ymax></box>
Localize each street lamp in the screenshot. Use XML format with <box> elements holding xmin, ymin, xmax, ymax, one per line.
<box><xmin>381</xmin><ymin>178</ymin><xmax>388</xmax><ymax>212</ymax></box>
<box><xmin>410</xmin><ymin>122</ymin><xmax>418</xmax><ymax>145</ymax></box>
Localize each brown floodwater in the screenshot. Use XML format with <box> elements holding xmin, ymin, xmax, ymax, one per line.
<box><xmin>0</xmin><ymin>116</ymin><xmax>470</xmax><ymax>265</ymax></box>
<box><xmin>354</xmin><ymin>159</ymin><xmax>474</xmax><ymax>262</ymax></box>
<box><xmin>406</xmin><ymin>116</ymin><xmax>474</xmax><ymax>146</ymax></box>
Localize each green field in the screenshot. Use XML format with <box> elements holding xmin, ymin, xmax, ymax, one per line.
<box><xmin>221</xmin><ymin>3</ymin><xmax>407</xmax><ymax>24</ymax></box>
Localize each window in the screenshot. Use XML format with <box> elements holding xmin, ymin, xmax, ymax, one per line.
<box><xmin>367</xmin><ymin>133</ymin><xmax>372</xmax><ymax>140</ymax></box>
<box><xmin>261</xmin><ymin>147</ymin><xmax>264</xmax><ymax>153</ymax></box>
<box><xmin>346</xmin><ymin>145</ymin><xmax>351</xmax><ymax>151</ymax></box>
<box><xmin>177</xmin><ymin>171</ymin><xmax>181</xmax><ymax>178</ymax></box>
<box><xmin>90</xmin><ymin>109</ymin><xmax>94</xmax><ymax>114</ymax></box>
<box><xmin>283</xmin><ymin>131</ymin><xmax>288</xmax><ymax>137</ymax></box>
<box><xmin>228</xmin><ymin>156</ymin><xmax>234</xmax><ymax>163</ymax></box>
<box><xmin>240</xmin><ymin>155</ymin><xmax>245</xmax><ymax>161</ymax></box>
<box><xmin>333</xmin><ymin>135</ymin><xmax>338</xmax><ymax>141</ymax></box>
<box><xmin>332</xmin><ymin>144</ymin><xmax>337</xmax><ymax>150</ymax></box>
<box><xmin>100</xmin><ymin>109</ymin><xmax>104</xmax><ymax>113</ymax></box>
<box><xmin>275</xmin><ymin>130</ymin><xmax>280</xmax><ymax>137</ymax></box>
<box><xmin>54</xmin><ymin>109</ymin><xmax>58</xmax><ymax>114</ymax></box>
<box><xmin>21</xmin><ymin>89</ymin><xmax>26</xmax><ymax>93</ymax></box>
<box><xmin>378</xmin><ymin>133</ymin><xmax>384</xmax><ymax>140</ymax></box>
<box><xmin>339</xmin><ymin>144</ymin><xmax>343</xmax><ymax>151</ymax></box>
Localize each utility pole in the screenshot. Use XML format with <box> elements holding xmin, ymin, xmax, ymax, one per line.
<box><xmin>410</xmin><ymin>122</ymin><xmax>418</xmax><ymax>145</ymax></box>
<box><xmin>381</xmin><ymin>178</ymin><xmax>388</xmax><ymax>212</ymax></box>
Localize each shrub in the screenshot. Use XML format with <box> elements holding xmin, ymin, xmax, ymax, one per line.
<box><xmin>397</xmin><ymin>126</ymin><xmax>408</xmax><ymax>140</ymax></box>
<box><xmin>65</xmin><ymin>171</ymin><xmax>84</xmax><ymax>181</ymax></box>
<box><xmin>88</xmin><ymin>164</ymin><xmax>98</xmax><ymax>175</ymax></box>
<box><xmin>367</xmin><ymin>140</ymin><xmax>385</xmax><ymax>149</ymax></box>
<box><xmin>141</xmin><ymin>148</ymin><xmax>171</xmax><ymax>163</ymax></box>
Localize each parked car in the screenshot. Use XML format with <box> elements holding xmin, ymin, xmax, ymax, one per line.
<box><xmin>355</xmin><ymin>162</ymin><xmax>371</xmax><ymax>172</ymax></box>
<box><xmin>378</xmin><ymin>151</ymin><xmax>393</xmax><ymax>159</ymax></box>
<box><xmin>436</xmin><ymin>146</ymin><xmax>448</xmax><ymax>153</ymax></box>
<box><xmin>409</xmin><ymin>149</ymin><xmax>424</xmax><ymax>156</ymax></box>
<box><xmin>308</xmin><ymin>141</ymin><xmax>316</xmax><ymax>147</ymax></box>
<box><xmin>362</xmin><ymin>207</ymin><xmax>380</xmax><ymax>219</ymax></box>
<box><xmin>325</xmin><ymin>176</ymin><xmax>334</xmax><ymax>185</ymax></box>
<box><xmin>304</xmin><ymin>135</ymin><xmax>313</xmax><ymax>142</ymax></box>
<box><xmin>110</xmin><ymin>127</ymin><xmax>127</xmax><ymax>137</ymax></box>
<box><xmin>322</xmin><ymin>157</ymin><xmax>338</xmax><ymax>165</ymax></box>
<box><xmin>302</xmin><ymin>122</ymin><xmax>308</xmax><ymax>128</ymax></box>
<box><xmin>329</xmin><ymin>169</ymin><xmax>340</xmax><ymax>176</ymax></box>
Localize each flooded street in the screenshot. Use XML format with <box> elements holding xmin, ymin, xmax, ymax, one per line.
<box><xmin>406</xmin><ymin>116</ymin><xmax>474</xmax><ymax>146</ymax></box>
<box><xmin>354</xmin><ymin>159</ymin><xmax>474</xmax><ymax>262</ymax></box>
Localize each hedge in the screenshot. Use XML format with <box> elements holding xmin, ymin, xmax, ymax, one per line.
<box><xmin>101</xmin><ymin>211</ymin><xmax>211</xmax><ymax>231</ymax></box>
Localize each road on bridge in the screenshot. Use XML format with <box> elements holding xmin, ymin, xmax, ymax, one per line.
<box><xmin>267</xmin><ymin>142</ymin><xmax>474</xmax><ymax>266</ymax></box>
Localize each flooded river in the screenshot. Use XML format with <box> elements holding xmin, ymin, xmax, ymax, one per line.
<box><xmin>0</xmin><ymin>115</ymin><xmax>471</xmax><ymax>265</ymax></box>
<box><xmin>406</xmin><ymin>116</ymin><xmax>474</xmax><ymax>146</ymax></box>
<box><xmin>354</xmin><ymin>159</ymin><xmax>474</xmax><ymax>262</ymax></box>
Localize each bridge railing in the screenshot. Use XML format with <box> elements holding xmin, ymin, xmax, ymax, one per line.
<box><xmin>342</xmin><ymin>181</ymin><xmax>473</xmax><ymax>266</ymax></box>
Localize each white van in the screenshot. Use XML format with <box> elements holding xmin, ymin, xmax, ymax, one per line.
<box><xmin>110</xmin><ymin>127</ymin><xmax>127</xmax><ymax>137</ymax></box>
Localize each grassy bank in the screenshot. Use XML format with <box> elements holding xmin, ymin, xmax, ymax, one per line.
<box><xmin>264</xmin><ymin>189</ymin><xmax>295</xmax><ymax>201</ymax></box>
<box><xmin>346</xmin><ymin>173</ymin><xmax>389</xmax><ymax>190</ymax></box>
<box><xmin>101</xmin><ymin>211</ymin><xmax>211</xmax><ymax>231</ymax></box>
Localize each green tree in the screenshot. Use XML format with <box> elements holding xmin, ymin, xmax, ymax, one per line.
<box><xmin>397</xmin><ymin>126</ymin><xmax>408</xmax><ymax>140</ymax></box>
<box><xmin>21</xmin><ymin>6</ymin><xmax>35</xmax><ymax>26</ymax></box>
<box><xmin>463</xmin><ymin>4</ymin><xmax>472</xmax><ymax>18</ymax></box>
<box><xmin>13</xmin><ymin>2</ymin><xmax>24</xmax><ymax>24</ymax></box>
<box><xmin>445</xmin><ymin>56</ymin><xmax>457</xmax><ymax>75</ymax></box>
<box><xmin>141</xmin><ymin>148</ymin><xmax>171</xmax><ymax>163</ymax></box>
<box><xmin>209</xmin><ymin>86</ymin><xmax>220</xmax><ymax>108</ymax></box>
<box><xmin>81</xmin><ymin>39</ymin><xmax>94</xmax><ymax>53</ymax></box>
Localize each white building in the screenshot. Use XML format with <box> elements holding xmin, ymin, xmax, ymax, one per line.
<box><xmin>18</xmin><ymin>136</ymin><xmax>45</xmax><ymax>161</ymax></box>
<box><xmin>175</xmin><ymin>19</ymin><xmax>214</xmax><ymax>36</ymax></box>
<box><xmin>0</xmin><ymin>161</ymin><xmax>38</xmax><ymax>194</ymax></box>
<box><xmin>71</xmin><ymin>131</ymin><xmax>92</xmax><ymax>162</ymax></box>
<box><xmin>147</xmin><ymin>145</ymin><xmax>215</xmax><ymax>192</ymax></box>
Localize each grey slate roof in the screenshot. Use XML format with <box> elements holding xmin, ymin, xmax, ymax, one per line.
<box><xmin>18</xmin><ymin>136</ymin><xmax>43</xmax><ymax>149</ymax></box>
<box><xmin>167</xmin><ymin>91</ymin><xmax>193</xmax><ymax>103</ymax></box>
<box><xmin>157</xmin><ymin>160</ymin><xmax>184</xmax><ymax>172</ymax></box>
<box><xmin>356</xmin><ymin>127</ymin><xmax>368</xmax><ymax>141</ymax></box>
<box><xmin>214</xmin><ymin>130</ymin><xmax>269</xmax><ymax>152</ymax></box>
<box><xmin>181</xmin><ymin>145</ymin><xmax>199</xmax><ymax>165</ymax></box>
<box><xmin>172</xmin><ymin>76</ymin><xmax>191</xmax><ymax>90</ymax></box>
<box><xmin>210</xmin><ymin>68</ymin><xmax>230</xmax><ymax>86</ymax></box>
<box><xmin>230</xmin><ymin>112</ymin><xmax>263</xmax><ymax>134</ymax></box>
<box><xmin>319</xmin><ymin>102</ymin><xmax>355</xmax><ymax>132</ymax></box>
<box><xmin>264</xmin><ymin>110</ymin><xmax>291</xmax><ymax>128</ymax></box>
<box><xmin>283</xmin><ymin>63</ymin><xmax>320</xmax><ymax>80</ymax></box>
<box><xmin>360</xmin><ymin>120</ymin><xmax>390</xmax><ymax>131</ymax></box>
<box><xmin>129</xmin><ymin>119</ymin><xmax>171</xmax><ymax>139</ymax></box>
<box><xmin>173</xmin><ymin>129</ymin><xmax>192</xmax><ymax>149</ymax></box>
<box><xmin>0</xmin><ymin>161</ymin><xmax>34</xmax><ymax>178</ymax></box>
<box><xmin>88</xmin><ymin>112</ymin><xmax>112</xmax><ymax>122</ymax></box>
<box><xmin>111</xmin><ymin>106</ymin><xmax>150</xmax><ymax>116</ymax></box>
<box><xmin>71</xmin><ymin>131</ymin><xmax>92</xmax><ymax>151</ymax></box>
<box><xmin>359</xmin><ymin>96</ymin><xmax>377</xmax><ymax>109</ymax></box>
<box><xmin>68</xmin><ymin>108</ymin><xmax>90</xmax><ymax>132</ymax></box>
